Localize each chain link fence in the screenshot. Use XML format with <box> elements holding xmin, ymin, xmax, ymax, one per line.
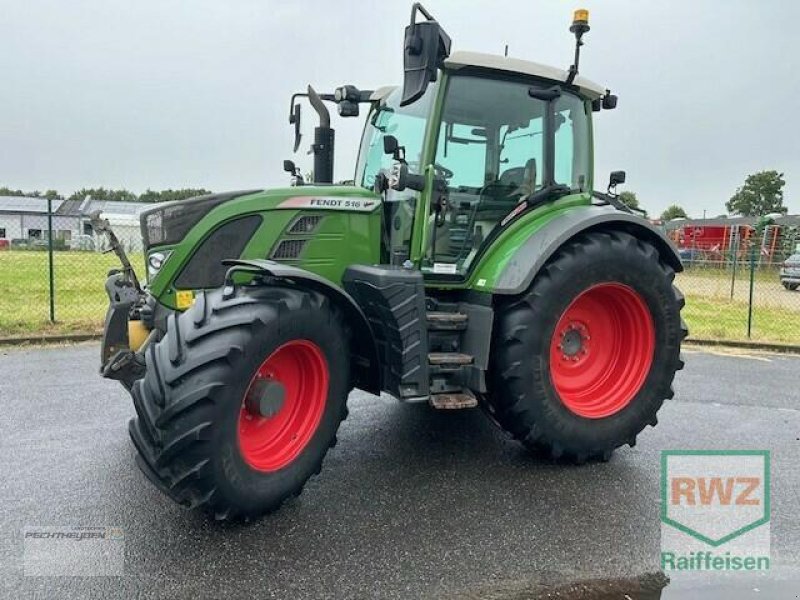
<box><xmin>1</xmin><ymin>203</ymin><xmax>799</xmax><ymax>346</ymax></box>
<box><xmin>672</xmin><ymin>223</ymin><xmax>800</xmax><ymax>345</ymax></box>
<box><xmin>0</xmin><ymin>201</ymin><xmax>144</xmax><ymax>337</ymax></box>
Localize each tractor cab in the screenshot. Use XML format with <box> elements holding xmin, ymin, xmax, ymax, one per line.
<box><xmin>355</xmin><ymin>53</ymin><xmax>603</xmax><ymax>275</ymax></box>
<box><xmin>289</xmin><ymin>5</ymin><xmax>615</xmax><ymax>278</ymax></box>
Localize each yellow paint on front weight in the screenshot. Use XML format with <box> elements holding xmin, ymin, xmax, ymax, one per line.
<box><xmin>128</xmin><ymin>320</ymin><xmax>149</xmax><ymax>352</ymax></box>
<box><xmin>175</xmin><ymin>290</ymin><xmax>195</xmax><ymax>310</ymax></box>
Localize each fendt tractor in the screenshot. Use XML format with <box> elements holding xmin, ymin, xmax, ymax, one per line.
<box><xmin>94</xmin><ymin>5</ymin><xmax>686</xmax><ymax>520</ymax></box>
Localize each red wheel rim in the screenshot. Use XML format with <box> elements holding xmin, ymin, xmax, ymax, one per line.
<box><xmin>237</xmin><ymin>340</ymin><xmax>329</xmax><ymax>472</ymax></box>
<box><xmin>549</xmin><ymin>283</ymin><xmax>655</xmax><ymax>419</ymax></box>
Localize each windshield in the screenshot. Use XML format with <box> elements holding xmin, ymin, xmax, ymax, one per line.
<box><xmin>355</xmin><ymin>85</ymin><xmax>436</xmax><ymax>190</ymax></box>
<box><xmin>355</xmin><ymin>85</ymin><xmax>436</xmax><ymax>264</ymax></box>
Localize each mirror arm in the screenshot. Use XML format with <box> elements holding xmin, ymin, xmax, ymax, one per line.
<box><xmin>410</xmin><ymin>2</ymin><xmax>435</xmax><ymax>24</ymax></box>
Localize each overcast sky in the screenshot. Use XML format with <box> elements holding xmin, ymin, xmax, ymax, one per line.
<box><xmin>2</xmin><ymin>0</ymin><xmax>798</xmax><ymax>216</ymax></box>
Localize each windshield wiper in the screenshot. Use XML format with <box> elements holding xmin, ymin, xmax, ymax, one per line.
<box><xmin>592</xmin><ymin>190</ymin><xmax>647</xmax><ymax>216</ymax></box>
<box><xmin>524</xmin><ymin>184</ymin><xmax>572</xmax><ymax>209</ymax></box>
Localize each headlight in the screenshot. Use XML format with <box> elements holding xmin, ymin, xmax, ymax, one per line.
<box><xmin>140</xmin><ymin>192</ymin><xmax>248</xmax><ymax>250</ymax></box>
<box><xmin>147</xmin><ymin>250</ymin><xmax>171</xmax><ymax>278</ymax></box>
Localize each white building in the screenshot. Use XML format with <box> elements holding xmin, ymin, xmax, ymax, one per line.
<box><xmin>0</xmin><ymin>196</ymin><xmax>150</xmax><ymax>251</ymax></box>
<box><xmin>0</xmin><ymin>196</ymin><xmax>77</xmax><ymax>242</ymax></box>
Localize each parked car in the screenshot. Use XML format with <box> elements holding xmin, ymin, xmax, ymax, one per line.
<box><xmin>781</xmin><ymin>253</ymin><xmax>800</xmax><ymax>290</ymax></box>
<box><xmin>678</xmin><ymin>248</ymin><xmax>702</xmax><ymax>266</ymax></box>
<box><xmin>68</xmin><ymin>234</ymin><xmax>96</xmax><ymax>251</ymax></box>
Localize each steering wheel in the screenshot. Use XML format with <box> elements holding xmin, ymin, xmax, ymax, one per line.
<box><xmin>434</xmin><ymin>163</ymin><xmax>454</xmax><ymax>179</ymax></box>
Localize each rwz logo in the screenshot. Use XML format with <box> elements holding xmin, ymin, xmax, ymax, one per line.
<box><xmin>661</xmin><ymin>450</ymin><xmax>770</xmax><ymax>547</ymax></box>
<box><xmin>670</xmin><ymin>476</ymin><xmax>761</xmax><ymax>507</ymax></box>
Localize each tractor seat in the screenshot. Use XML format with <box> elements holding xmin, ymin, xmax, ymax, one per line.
<box><xmin>498</xmin><ymin>158</ymin><xmax>537</xmax><ymax>198</ymax></box>
<box><xmin>499</xmin><ymin>167</ymin><xmax>524</xmax><ymax>188</ymax></box>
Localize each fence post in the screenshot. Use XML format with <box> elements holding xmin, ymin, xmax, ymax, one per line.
<box><xmin>729</xmin><ymin>225</ymin><xmax>737</xmax><ymax>300</ymax></box>
<box><xmin>47</xmin><ymin>197</ymin><xmax>55</xmax><ymax>323</ymax></box>
<box><xmin>746</xmin><ymin>242</ymin><xmax>756</xmax><ymax>339</ymax></box>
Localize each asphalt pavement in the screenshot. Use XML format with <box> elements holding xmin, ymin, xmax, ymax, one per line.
<box><xmin>0</xmin><ymin>343</ymin><xmax>798</xmax><ymax>599</ymax></box>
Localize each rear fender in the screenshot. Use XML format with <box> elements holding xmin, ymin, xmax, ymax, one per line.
<box><xmin>222</xmin><ymin>259</ymin><xmax>381</xmax><ymax>394</ymax></box>
<box><xmin>493</xmin><ymin>205</ymin><xmax>683</xmax><ymax>295</ymax></box>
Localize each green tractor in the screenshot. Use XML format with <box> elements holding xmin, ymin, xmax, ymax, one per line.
<box><xmin>95</xmin><ymin>5</ymin><xmax>686</xmax><ymax>520</ymax></box>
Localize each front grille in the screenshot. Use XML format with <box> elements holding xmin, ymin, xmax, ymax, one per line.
<box><xmin>288</xmin><ymin>215</ymin><xmax>323</xmax><ymax>234</ymax></box>
<box><xmin>271</xmin><ymin>239</ymin><xmax>307</xmax><ymax>260</ymax></box>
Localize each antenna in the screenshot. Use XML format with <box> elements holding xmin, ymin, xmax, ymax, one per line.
<box><xmin>504</xmin><ymin>44</ymin><xmax>509</xmax><ymax>57</ymax></box>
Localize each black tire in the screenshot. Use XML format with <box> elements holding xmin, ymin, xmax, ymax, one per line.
<box><xmin>488</xmin><ymin>230</ymin><xmax>687</xmax><ymax>462</ymax></box>
<box><xmin>784</xmin><ymin>282</ymin><xmax>799</xmax><ymax>291</ymax></box>
<box><xmin>128</xmin><ymin>284</ymin><xmax>350</xmax><ymax>520</ymax></box>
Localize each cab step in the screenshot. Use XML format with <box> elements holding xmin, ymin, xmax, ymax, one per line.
<box><xmin>426</xmin><ymin>311</ymin><xmax>468</xmax><ymax>331</ymax></box>
<box><xmin>428</xmin><ymin>352</ymin><xmax>473</xmax><ymax>366</ymax></box>
<box><xmin>429</xmin><ymin>392</ymin><xmax>478</xmax><ymax>410</ymax></box>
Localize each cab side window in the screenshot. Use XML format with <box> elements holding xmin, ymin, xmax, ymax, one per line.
<box><xmin>425</xmin><ymin>75</ymin><xmax>590</xmax><ymax>275</ymax></box>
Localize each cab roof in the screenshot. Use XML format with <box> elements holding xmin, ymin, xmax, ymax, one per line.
<box><xmin>444</xmin><ymin>50</ymin><xmax>606</xmax><ymax>100</ymax></box>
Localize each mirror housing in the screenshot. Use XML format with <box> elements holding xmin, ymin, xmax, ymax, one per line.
<box><xmin>383</xmin><ymin>135</ymin><xmax>398</xmax><ymax>155</ymax></box>
<box><xmin>400</xmin><ymin>4</ymin><xmax>451</xmax><ymax>107</ymax></box>
<box><xmin>609</xmin><ymin>170</ymin><xmax>626</xmax><ymax>188</ymax></box>
<box><xmin>382</xmin><ymin>135</ymin><xmax>406</xmax><ymax>162</ymax></box>
<box><xmin>602</xmin><ymin>94</ymin><xmax>618</xmax><ymax>110</ymax></box>
<box><xmin>289</xmin><ymin>104</ymin><xmax>302</xmax><ymax>152</ymax></box>
<box><xmin>283</xmin><ymin>159</ymin><xmax>304</xmax><ymax>186</ymax></box>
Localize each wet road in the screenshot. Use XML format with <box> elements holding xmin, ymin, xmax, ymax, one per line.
<box><xmin>0</xmin><ymin>343</ymin><xmax>798</xmax><ymax>598</ymax></box>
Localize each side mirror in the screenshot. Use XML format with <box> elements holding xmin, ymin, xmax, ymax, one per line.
<box><xmin>592</xmin><ymin>92</ymin><xmax>618</xmax><ymax>111</ymax></box>
<box><xmin>283</xmin><ymin>159</ymin><xmax>304</xmax><ymax>186</ymax></box>
<box><xmin>609</xmin><ymin>170</ymin><xmax>626</xmax><ymax>188</ymax></box>
<box><xmin>383</xmin><ymin>135</ymin><xmax>398</xmax><ymax>155</ymax></box>
<box><xmin>383</xmin><ymin>135</ymin><xmax>405</xmax><ymax>162</ymax></box>
<box><xmin>400</xmin><ymin>4</ymin><xmax>451</xmax><ymax>107</ymax></box>
<box><xmin>602</xmin><ymin>94</ymin><xmax>618</xmax><ymax>110</ymax></box>
<box><xmin>289</xmin><ymin>104</ymin><xmax>302</xmax><ymax>152</ymax></box>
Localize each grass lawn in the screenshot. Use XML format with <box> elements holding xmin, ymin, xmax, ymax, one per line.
<box><xmin>1</xmin><ymin>250</ymin><xmax>798</xmax><ymax>346</ymax></box>
<box><xmin>682</xmin><ymin>293</ymin><xmax>800</xmax><ymax>344</ymax></box>
<box><xmin>681</xmin><ymin>265</ymin><xmax>781</xmax><ymax>284</ymax></box>
<box><xmin>0</xmin><ymin>250</ymin><xmax>145</xmax><ymax>336</ymax></box>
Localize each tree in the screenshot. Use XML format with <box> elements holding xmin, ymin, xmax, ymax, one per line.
<box><xmin>0</xmin><ymin>187</ymin><xmax>26</xmax><ymax>197</ymax></box>
<box><xmin>660</xmin><ymin>204</ymin><xmax>688</xmax><ymax>221</ymax></box>
<box><xmin>725</xmin><ymin>170</ymin><xmax>787</xmax><ymax>216</ymax></box>
<box><xmin>137</xmin><ymin>189</ymin><xmax>161</xmax><ymax>203</ymax></box>
<box><xmin>138</xmin><ymin>188</ymin><xmax>212</xmax><ymax>203</ymax></box>
<box><xmin>0</xmin><ymin>187</ymin><xmax>62</xmax><ymax>200</ymax></box>
<box><xmin>617</xmin><ymin>191</ymin><xmax>639</xmax><ymax>210</ymax></box>
<box><xmin>67</xmin><ymin>187</ymin><xmax>137</xmax><ymax>203</ymax></box>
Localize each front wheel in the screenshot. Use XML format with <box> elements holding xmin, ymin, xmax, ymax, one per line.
<box><xmin>488</xmin><ymin>231</ymin><xmax>687</xmax><ymax>462</ymax></box>
<box><xmin>128</xmin><ymin>285</ymin><xmax>350</xmax><ymax>520</ymax></box>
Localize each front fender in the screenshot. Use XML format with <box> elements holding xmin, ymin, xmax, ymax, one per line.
<box><xmin>222</xmin><ymin>259</ymin><xmax>381</xmax><ymax>394</ymax></box>
<box><xmin>491</xmin><ymin>205</ymin><xmax>683</xmax><ymax>295</ymax></box>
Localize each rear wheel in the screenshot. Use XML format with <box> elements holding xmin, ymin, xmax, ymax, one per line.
<box><xmin>128</xmin><ymin>285</ymin><xmax>350</xmax><ymax>520</ymax></box>
<box><xmin>488</xmin><ymin>231</ymin><xmax>687</xmax><ymax>462</ymax></box>
<box><xmin>783</xmin><ymin>282</ymin><xmax>799</xmax><ymax>291</ymax></box>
